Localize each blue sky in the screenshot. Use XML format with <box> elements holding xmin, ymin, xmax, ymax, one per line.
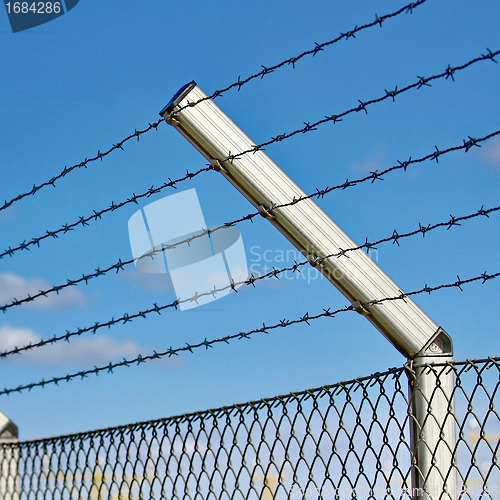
<box><xmin>0</xmin><ymin>0</ymin><xmax>499</xmax><ymax>441</ymax></box>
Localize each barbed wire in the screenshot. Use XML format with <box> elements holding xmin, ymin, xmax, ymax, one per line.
<box><xmin>4</xmin><ymin>43</ymin><xmax>498</xmax><ymax>263</ymax></box>
<box><xmin>1</xmin><ymin>267</ymin><xmax>499</xmax><ymax>397</ymax></box>
<box><xmin>1</xmin><ymin>128</ymin><xmax>497</xmax><ymax>314</ymax></box>
<box><xmin>7</xmin><ymin>51</ymin><xmax>496</xmax><ymax>265</ymax></box>
<box><xmin>173</xmin><ymin>0</ymin><xmax>428</xmax><ymax>114</ymax></box>
<box><xmin>0</xmin><ymin>165</ymin><xmax>213</xmax><ymax>260</ymax></box>
<box><xmin>0</xmin><ymin>0</ymin><xmax>427</xmax><ymax>215</ymax></box>
<box><xmin>1</xmin><ymin>202</ymin><xmax>498</xmax><ymax>359</ymax></box>
<box><xmin>3</xmin><ymin>120</ymin><xmax>498</xmax><ymax>265</ymax></box>
<box><xmin>0</xmin><ymin>119</ymin><xmax>165</xmax><ymax>213</ymax></box>
<box><xmin>220</xmin><ymin>48</ymin><xmax>499</xmax><ymax>163</ymax></box>
<box><xmin>219</xmin><ymin>130</ymin><xmax>500</xmax><ymax>226</ymax></box>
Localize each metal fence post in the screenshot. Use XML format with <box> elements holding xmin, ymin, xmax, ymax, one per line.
<box><xmin>0</xmin><ymin>411</ymin><xmax>19</xmax><ymax>500</ymax></box>
<box><xmin>408</xmin><ymin>332</ymin><xmax>457</xmax><ymax>500</ymax></box>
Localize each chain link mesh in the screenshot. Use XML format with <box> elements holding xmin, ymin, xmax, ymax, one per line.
<box><xmin>1</xmin><ymin>357</ymin><xmax>498</xmax><ymax>499</ymax></box>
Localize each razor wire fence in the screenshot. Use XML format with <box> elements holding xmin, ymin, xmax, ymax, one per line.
<box><xmin>1</xmin><ymin>357</ymin><xmax>499</xmax><ymax>500</ymax></box>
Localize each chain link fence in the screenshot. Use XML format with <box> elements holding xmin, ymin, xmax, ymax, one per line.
<box><xmin>0</xmin><ymin>357</ymin><xmax>498</xmax><ymax>500</ymax></box>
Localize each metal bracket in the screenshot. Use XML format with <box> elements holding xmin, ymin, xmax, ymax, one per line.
<box><xmin>352</xmin><ymin>300</ymin><xmax>371</xmax><ymax>316</ymax></box>
<box><xmin>257</xmin><ymin>204</ymin><xmax>275</xmax><ymax>219</ymax></box>
<box><xmin>0</xmin><ymin>410</ymin><xmax>18</xmax><ymax>440</ymax></box>
<box><xmin>166</xmin><ymin>113</ymin><xmax>181</xmax><ymax>126</ymax></box>
<box><xmin>305</xmin><ymin>253</ymin><xmax>325</xmax><ymax>269</ymax></box>
<box><xmin>415</xmin><ymin>327</ymin><xmax>453</xmax><ymax>357</ymax></box>
<box><xmin>210</xmin><ymin>159</ymin><xmax>227</xmax><ymax>173</ymax></box>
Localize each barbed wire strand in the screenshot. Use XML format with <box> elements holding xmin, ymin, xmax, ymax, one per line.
<box><xmin>1</xmin><ymin>202</ymin><xmax>498</xmax><ymax>359</ymax></box>
<box><xmin>0</xmin><ymin>119</ymin><xmax>165</xmax><ymax>213</ymax></box>
<box><xmin>0</xmin><ymin>0</ymin><xmax>427</xmax><ymax>214</ymax></box>
<box><xmin>3</xmin><ymin>47</ymin><xmax>497</xmax><ymax>261</ymax></box>
<box><xmin>173</xmin><ymin>0</ymin><xmax>428</xmax><ymax>113</ymax></box>
<box><xmin>0</xmin><ymin>165</ymin><xmax>213</xmax><ymax>260</ymax></box>
<box><xmin>218</xmin><ymin>49</ymin><xmax>499</xmax><ymax>163</ymax></box>
<box><xmin>1</xmin><ymin>268</ymin><xmax>499</xmax><ymax>397</ymax></box>
<box><xmin>1</xmin><ymin>128</ymin><xmax>498</xmax><ymax>314</ymax></box>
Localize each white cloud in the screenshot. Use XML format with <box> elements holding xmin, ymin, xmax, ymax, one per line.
<box><xmin>0</xmin><ymin>324</ymin><xmax>38</xmax><ymax>351</ymax></box>
<box><xmin>0</xmin><ymin>272</ymin><xmax>86</xmax><ymax>309</ymax></box>
<box><xmin>0</xmin><ymin>324</ymin><xmax>183</xmax><ymax>368</ymax></box>
<box><xmin>481</xmin><ymin>136</ymin><xmax>500</xmax><ymax>171</ymax></box>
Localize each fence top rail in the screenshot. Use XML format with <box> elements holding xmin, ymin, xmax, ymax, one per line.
<box><xmin>3</xmin><ymin>365</ymin><xmax>406</xmax><ymax>448</ymax></box>
<box><xmin>4</xmin><ymin>356</ymin><xmax>499</xmax><ymax>449</ymax></box>
<box><xmin>411</xmin><ymin>355</ymin><xmax>500</xmax><ymax>370</ymax></box>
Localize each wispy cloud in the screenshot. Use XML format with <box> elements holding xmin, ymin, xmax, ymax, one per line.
<box><xmin>0</xmin><ymin>272</ymin><xmax>86</xmax><ymax>309</ymax></box>
<box><xmin>349</xmin><ymin>143</ymin><xmax>388</xmax><ymax>174</ymax></box>
<box><xmin>115</xmin><ymin>266</ymin><xmax>175</xmax><ymax>293</ymax></box>
<box><xmin>0</xmin><ymin>324</ymin><xmax>37</xmax><ymax>351</ymax></box>
<box><xmin>481</xmin><ymin>136</ymin><xmax>500</xmax><ymax>172</ymax></box>
<box><xmin>0</xmin><ymin>324</ymin><xmax>183</xmax><ymax>368</ymax></box>
<box><xmin>349</xmin><ymin>158</ymin><xmax>382</xmax><ymax>174</ymax></box>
